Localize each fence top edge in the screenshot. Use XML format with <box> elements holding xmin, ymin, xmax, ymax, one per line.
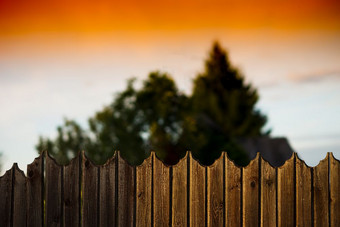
<box><xmin>1</xmin><ymin>151</ymin><xmax>339</xmax><ymax>178</ymax></box>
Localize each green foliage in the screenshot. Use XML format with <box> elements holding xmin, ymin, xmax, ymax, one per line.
<box><xmin>36</xmin><ymin>41</ymin><xmax>268</xmax><ymax>166</ymax></box>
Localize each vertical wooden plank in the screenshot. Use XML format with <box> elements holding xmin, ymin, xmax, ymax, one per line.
<box><xmin>330</xmin><ymin>153</ymin><xmax>339</xmax><ymax>227</ymax></box>
<box><xmin>12</xmin><ymin>164</ymin><xmax>27</xmax><ymax>226</ymax></box>
<box><xmin>99</xmin><ymin>154</ymin><xmax>116</xmax><ymax>226</ymax></box>
<box><xmin>27</xmin><ymin>154</ymin><xmax>44</xmax><ymax>227</ymax></box>
<box><xmin>189</xmin><ymin>153</ymin><xmax>206</xmax><ymax>227</ymax></box>
<box><xmin>313</xmin><ymin>154</ymin><xmax>329</xmax><ymax>226</ymax></box>
<box><xmin>260</xmin><ymin>157</ymin><xmax>276</xmax><ymax>227</ymax></box>
<box><xmin>295</xmin><ymin>153</ymin><xmax>312</xmax><ymax>226</ymax></box>
<box><xmin>0</xmin><ymin>168</ymin><xmax>12</xmax><ymax>227</ymax></box>
<box><xmin>225</xmin><ymin>154</ymin><xmax>241</xmax><ymax>227</ymax></box>
<box><xmin>82</xmin><ymin>153</ymin><xmax>99</xmax><ymax>227</ymax></box>
<box><xmin>243</xmin><ymin>152</ymin><xmax>259</xmax><ymax>226</ymax></box>
<box><xmin>64</xmin><ymin>154</ymin><xmax>81</xmax><ymax>227</ymax></box>
<box><xmin>46</xmin><ymin>153</ymin><xmax>63</xmax><ymax>227</ymax></box>
<box><xmin>277</xmin><ymin>154</ymin><xmax>295</xmax><ymax>227</ymax></box>
<box><xmin>172</xmin><ymin>152</ymin><xmax>188</xmax><ymax>227</ymax></box>
<box><xmin>117</xmin><ymin>152</ymin><xmax>135</xmax><ymax>227</ymax></box>
<box><xmin>207</xmin><ymin>153</ymin><xmax>224</xmax><ymax>227</ymax></box>
<box><xmin>136</xmin><ymin>154</ymin><xmax>152</xmax><ymax>227</ymax></box>
<box><xmin>153</xmin><ymin>153</ymin><xmax>170</xmax><ymax>227</ymax></box>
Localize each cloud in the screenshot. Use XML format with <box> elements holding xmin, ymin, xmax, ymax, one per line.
<box><xmin>288</xmin><ymin>69</ymin><xmax>340</xmax><ymax>83</ymax></box>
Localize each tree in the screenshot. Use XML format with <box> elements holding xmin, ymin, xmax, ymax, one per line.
<box><xmin>36</xmin><ymin>42</ymin><xmax>268</xmax><ymax>166</ymax></box>
<box><xmin>37</xmin><ymin>72</ymin><xmax>187</xmax><ymax>165</ymax></box>
<box><xmin>184</xmin><ymin>41</ymin><xmax>268</xmax><ymax>165</ymax></box>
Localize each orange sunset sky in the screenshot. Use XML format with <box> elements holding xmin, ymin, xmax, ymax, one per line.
<box><xmin>0</xmin><ymin>0</ymin><xmax>340</xmax><ymax>172</ymax></box>
<box><xmin>0</xmin><ymin>0</ymin><xmax>340</xmax><ymax>33</ymax></box>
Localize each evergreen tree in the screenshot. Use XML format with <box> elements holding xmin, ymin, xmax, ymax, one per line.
<box><xmin>185</xmin><ymin>41</ymin><xmax>268</xmax><ymax>165</ymax></box>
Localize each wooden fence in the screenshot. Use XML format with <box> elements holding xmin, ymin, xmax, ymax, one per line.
<box><xmin>0</xmin><ymin>151</ymin><xmax>339</xmax><ymax>226</ymax></box>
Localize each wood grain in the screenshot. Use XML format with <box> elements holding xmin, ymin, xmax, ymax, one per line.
<box><xmin>172</xmin><ymin>153</ymin><xmax>188</xmax><ymax>227</ymax></box>
<box><xmin>0</xmin><ymin>168</ymin><xmax>12</xmax><ymax>227</ymax></box>
<box><xmin>243</xmin><ymin>153</ymin><xmax>259</xmax><ymax>227</ymax></box>
<box><xmin>313</xmin><ymin>154</ymin><xmax>329</xmax><ymax>226</ymax></box>
<box><xmin>277</xmin><ymin>154</ymin><xmax>295</xmax><ymax>227</ymax></box>
<box><xmin>82</xmin><ymin>153</ymin><xmax>99</xmax><ymax>227</ymax></box>
<box><xmin>26</xmin><ymin>153</ymin><xmax>44</xmax><ymax>227</ymax></box>
<box><xmin>189</xmin><ymin>153</ymin><xmax>206</xmax><ymax>227</ymax></box>
<box><xmin>136</xmin><ymin>154</ymin><xmax>152</xmax><ymax>227</ymax></box>
<box><xmin>260</xmin><ymin>157</ymin><xmax>276</xmax><ymax>227</ymax></box>
<box><xmin>117</xmin><ymin>152</ymin><xmax>135</xmax><ymax>227</ymax></box>
<box><xmin>225</xmin><ymin>154</ymin><xmax>241</xmax><ymax>227</ymax></box>
<box><xmin>295</xmin><ymin>153</ymin><xmax>312</xmax><ymax>226</ymax></box>
<box><xmin>99</xmin><ymin>154</ymin><xmax>116</xmax><ymax>226</ymax></box>
<box><xmin>12</xmin><ymin>164</ymin><xmax>27</xmax><ymax>226</ymax></box>
<box><xmin>46</xmin><ymin>154</ymin><xmax>63</xmax><ymax>227</ymax></box>
<box><xmin>207</xmin><ymin>153</ymin><xmax>224</xmax><ymax>227</ymax></box>
<box><xmin>153</xmin><ymin>153</ymin><xmax>170</xmax><ymax>227</ymax></box>
<box><xmin>330</xmin><ymin>153</ymin><xmax>339</xmax><ymax>227</ymax></box>
<box><xmin>63</xmin><ymin>154</ymin><xmax>81</xmax><ymax>227</ymax></box>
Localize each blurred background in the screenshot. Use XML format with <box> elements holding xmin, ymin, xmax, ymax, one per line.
<box><xmin>0</xmin><ymin>0</ymin><xmax>340</xmax><ymax>172</ymax></box>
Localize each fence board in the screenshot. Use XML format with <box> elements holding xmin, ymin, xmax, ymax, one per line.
<box><xmin>46</xmin><ymin>154</ymin><xmax>63</xmax><ymax>227</ymax></box>
<box><xmin>63</xmin><ymin>154</ymin><xmax>81</xmax><ymax>227</ymax></box>
<box><xmin>313</xmin><ymin>154</ymin><xmax>329</xmax><ymax>226</ymax></box>
<box><xmin>295</xmin><ymin>153</ymin><xmax>312</xmax><ymax>226</ymax></box>
<box><xmin>189</xmin><ymin>153</ymin><xmax>206</xmax><ymax>227</ymax></box>
<box><xmin>153</xmin><ymin>153</ymin><xmax>170</xmax><ymax>227</ymax></box>
<box><xmin>225</xmin><ymin>154</ymin><xmax>241</xmax><ymax>227</ymax></box>
<box><xmin>82</xmin><ymin>153</ymin><xmax>99</xmax><ymax>227</ymax></box>
<box><xmin>207</xmin><ymin>153</ymin><xmax>224</xmax><ymax>227</ymax></box>
<box><xmin>243</xmin><ymin>153</ymin><xmax>260</xmax><ymax>226</ymax></box>
<box><xmin>330</xmin><ymin>153</ymin><xmax>339</xmax><ymax>227</ymax></box>
<box><xmin>0</xmin><ymin>168</ymin><xmax>12</xmax><ymax>227</ymax></box>
<box><xmin>117</xmin><ymin>152</ymin><xmax>135</xmax><ymax>227</ymax></box>
<box><xmin>261</xmin><ymin>157</ymin><xmax>276</xmax><ymax>227</ymax></box>
<box><xmin>27</xmin><ymin>154</ymin><xmax>44</xmax><ymax>227</ymax></box>
<box><xmin>136</xmin><ymin>154</ymin><xmax>152</xmax><ymax>227</ymax></box>
<box><xmin>277</xmin><ymin>154</ymin><xmax>295</xmax><ymax>226</ymax></box>
<box><xmin>12</xmin><ymin>164</ymin><xmax>27</xmax><ymax>226</ymax></box>
<box><xmin>99</xmin><ymin>154</ymin><xmax>116</xmax><ymax>226</ymax></box>
<box><xmin>0</xmin><ymin>151</ymin><xmax>340</xmax><ymax>226</ymax></box>
<box><xmin>172</xmin><ymin>153</ymin><xmax>188</xmax><ymax>227</ymax></box>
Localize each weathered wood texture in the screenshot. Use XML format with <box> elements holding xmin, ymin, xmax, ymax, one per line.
<box><xmin>64</xmin><ymin>154</ymin><xmax>81</xmax><ymax>227</ymax></box>
<box><xmin>207</xmin><ymin>153</ymin><xmax>224</xmax><ymax>227</ymax></box>
<box><xmin>172</xmin><ymin>153</ymin><xmax>188</xmax><ymax>227</ymax></box>
<box><xmin>243</xmin><ymin>153</ymin><xmax>260</xmax><ymax>226</ymax></box>
<box><xmin>261</xmin><ymin>157</ymin><xmax>276</xmax><ymax>227</ymax></box>
<box><xmin>136</xmin><ymin>154</ymin><xmax>152</xmax><ymax>227</ymax></box>
<box><xmin>189</xmin><ymin>153</ymin><xmax>206</xmax><ymax>227</ymax></box>
<box><xmin>225</xmin><ymin>155</ymin><xmax>241</xmax><ymax>227</ymax></box>
<box><xmin>99</xmin><ymin>155</ymin><xmax>116</xmax><ymax>226</ymax></box>
<box><xmin>27</xmin><ymin>154</ymin><xmax>44</xmax><ymax>227</ymax></box>
<box><xmin>82</xmin><ymin>153</ymin><xmax>99</xmax><ymax>227</ymax></box>
<box><xmin>0</xmin><ymin>151</ymin><xmax>339</xmax><ymax>226</ymax></box>
<box><xmin>117</xmin><ymin>152</ymin><xmax>135</xmax><ymax>227</ymax></box>
<box><xmin>153</xmin><ymin>152</ymin><xmax>170</xmax><ymax>227</ymax></box>
<box><xmin>46</xmin><ymin>153</ymin><xmax>63</xmax><ymax>227</ymax></box>
<box><xmin>277</xmin><ymin>154</ymin><xmax>295</xmax><ymax>226</ymax></box>
<box><xmin>295</xmin><ymin>153</ymin><xmax>312</xmax><ymax>226</ymax></box>
<box><xmin>12</xmin><ymin>164</ymin><xmax>27</xmax><ymax>227</ymax></box>
<box><xmin>0</xmin><ymin>168</ymin><xmax>12</xmax><ymax>227</ymax></box>
<box><xmin>313</xmin><ymin>154</ymin><xmax>329</xmax><ymax>226</ymax></box>
<box><xmin>330</xmin><ymin>153</ymin><xmax>340</xmax><ymax>227</ymax></box>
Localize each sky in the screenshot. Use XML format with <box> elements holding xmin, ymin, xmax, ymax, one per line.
<box><xmin>0</xmin><ymin>0</ymin><xmax>340</xmax><ymax>173</ymax></box>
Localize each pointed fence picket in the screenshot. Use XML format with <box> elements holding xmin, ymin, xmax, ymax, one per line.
<box><xmin>0</xmin><ymin>151</ymin><xmax>339</xmax><ymax>226</ymax></box>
